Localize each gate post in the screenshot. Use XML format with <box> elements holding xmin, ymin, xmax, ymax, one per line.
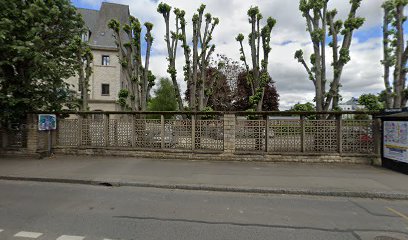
<box><xmin>372</xmin><ymin>117</ymin><xmax>382</xmax><ymax>156</ymax></box>
<box><xmin>223</xmin><ymin>114</ymin><xmax>236</xmax><ymax>154</ymax></box>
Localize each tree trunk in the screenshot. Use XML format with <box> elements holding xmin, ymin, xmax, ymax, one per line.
<box><xmin>383</xmin><ymin>7</ymin><xmax>393</xmax><ymax>108</ymax></box>
<box><xmin>191</xmin><ymin>21</ymin><xmax>199</xmax><ymax>111</ymax></box>
<box><xmin>393</xmin><ymin>3</ymin><xmax>404</xmax><ymax>108</ymax></box>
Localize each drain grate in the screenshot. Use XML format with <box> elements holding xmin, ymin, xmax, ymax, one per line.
<box><xmin>98</xmin><ymin>182</ymin><xmax>113</xmax><ymax>187</ymax></box>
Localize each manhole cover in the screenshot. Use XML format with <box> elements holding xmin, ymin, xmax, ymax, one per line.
<box><xmin>375</xmin><ymin>236</ymin><xmax>401</xmax><ymax>240</ymax></box>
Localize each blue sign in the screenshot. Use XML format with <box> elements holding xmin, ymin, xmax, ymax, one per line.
<box><xmin>38</xmin><ymin>114</ymin><xmax>57</xmax><ymax>131</ymax></box>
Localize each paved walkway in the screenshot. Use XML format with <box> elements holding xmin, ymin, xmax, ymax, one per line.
<box><xmin>0</xmin><ymin>155</ymin><xmax>407</xmax><ymax>199</ymax></box>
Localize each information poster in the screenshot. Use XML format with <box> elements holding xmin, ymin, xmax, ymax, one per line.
<box><xmin>38</xmin><ymin>114</ymin><xmax>57</xmax><ymax>131</ymax></box>
<box><xmin>383</xmin><ymin>121</ymin><xmax>408</xmax><ymax>163</ymax></box>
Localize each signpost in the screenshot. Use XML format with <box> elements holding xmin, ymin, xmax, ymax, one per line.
<box><xmin>38</xmin><ymin>114</ymin><xmax>57</xmax><ymax>156</ymax></box>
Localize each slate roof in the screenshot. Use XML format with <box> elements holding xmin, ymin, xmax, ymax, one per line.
<box><xmin>77</xmin><ymin>2</ymin><xmax>130</xmax><ymax>49</ymax></box>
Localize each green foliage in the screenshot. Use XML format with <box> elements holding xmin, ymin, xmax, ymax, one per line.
<box><xmin>148</xmin><ymin>78</ymin><xmax>178</xmax><ymax>113</ymax></box>
<box><xmin>236</xmin><ymin>33</ymin><xmax>245</xmax><ymax>42</ymax></box>
<box><xmin>192</xmin><ymin>14</ymin><xmax>199</xmax><ymax>23</ymax></box>
<box><xmin>144</xmin><ymin>22</ymin><xmax>154</xmax><ymax>31</ymax></box>
<box><xmin>198</xmin><ymin>4</ymin><xmax>206</xmax><ymax>14</ymax></box>
<box><xmin>148</xmin><ymin>70</ymin><xmax>156</xmax><ymax>88</ymax></box>
<box><xmin>294</xmin><ymin>50</ymin><xmax>304</xmax><ymax>62</ymax></box>
<box><xmin>267</xmin><ymin>17</ymin><xmax>277</xmax><ymax>29</ymax></box>
<box><xmin>290</xmin><ymin>102</ymin><xmax>316</xmax><ymax>119</ymax></box>
<box><xmin>118</xmin><ymin>89</ymin><xmax>129</xmax><ymax>99</ymax></box>
<box><xmin>201</xmin><ymin>106</ymin><xmax>216</xmax><ymax>120</ymax></box>
<box><xmin>353</xmin><ymin>114</ymin><xmax>370</xmax><ymax>120</ymax></box>
<box><xmin>0</xmin><ymin>0</ymin><xmax>85</xmax><ymax>123</ymax></box>
<box><xmin>290</xmin><ymin>102</ymin><xmax>315</xmax><ymax>112</ymax></box>
<box><xmin>157</xmin><ymin>2</ymin><xmax>171</xmax><ymax>14</ymax></box>
<box><xmin>247</xmin><ymin>6</ymin><xmax>260</xmax><ymax>18</ymax></box>
<box><xmin>108</xmin><ymin>19</ymin><xmax>120</xmax><ymax>32</ymax></box>
<box><xmin>311</xmin><ymin>29</ymin><xmax>325</xmax><ymax>42</ymax></box>
<box><xmin>358</xmin><ymin>94</ymin><xmax>384</xmax><ymax>111</ymax></box>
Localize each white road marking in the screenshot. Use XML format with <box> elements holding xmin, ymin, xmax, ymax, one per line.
<box><xmin>14</xmin><ymin>231</ymin><xmax>43</xmax><ymax>238</ymax></box>
<box><xmin>56</xmin><ymin>235</ymin><xmax>85</xmax><ymax>240</ymax></box>
<box><xmin>0</xmin><ymin>229</ymin><xmax>3</xmax><ymax>233</ymax></box>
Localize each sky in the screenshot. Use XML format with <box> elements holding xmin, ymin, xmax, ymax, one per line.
<box><xmin>71</xmin><ymin>0</ymin><xmax>390</xmax><ymax>110</ymax></box>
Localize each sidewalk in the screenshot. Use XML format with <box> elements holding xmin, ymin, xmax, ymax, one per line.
<box><xmin>0</xmin><ymin>155</ymin><xmax>407</xmax><ymax>199</ymax></box>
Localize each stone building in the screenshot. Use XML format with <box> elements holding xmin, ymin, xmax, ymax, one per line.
<box><xmin>66</xmin><ymin>2</ymin><xmax>130</xmax><ymax>111</ymax></box>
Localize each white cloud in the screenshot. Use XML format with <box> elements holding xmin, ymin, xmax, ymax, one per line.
<box><xmin>77</xmin><ymin>0</ymin><xmax>387</xmax><ymax>110</ymax></box>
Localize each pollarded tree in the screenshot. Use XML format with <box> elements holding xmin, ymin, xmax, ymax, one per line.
<box><xmin>382</xmin><ymin>0</ymin><xmax>408</xmax><ymax>108</ymax></box>
<box><xmin>157</xmin><ymin>3</ymin><xmax>184</xmax><ymax>111</ymax></box>
<box><xmin>0</xmin><ymin>0</ymin><xmax>85</xmax><ymax>123</ymax></box>
<box><xmin>108</xmin><ymin>17</ymin><xmax>154</xmax><ymax>111</ymax></box>
<box><xmin>236</xmin><ymin>6</ymin><xmax>277</xmax><ymax>111</ymax></box>
<box><xmin>179</xmin><ymin>4</ymin><xmax>219</xmax><ymax>111</ymax></box>
<box><xmin>74</xmin><ymin>37</ymin><xmax>93</xmax><ymax>111</ymax></box>
<box><xmin>294</xmin><ymin>0</ymin><xmax>365</xmax><ymax>113</ymax></box>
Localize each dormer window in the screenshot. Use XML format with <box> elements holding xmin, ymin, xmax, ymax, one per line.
<box><xmin>81</xmin><ymin>31</ymin><xmax>90</xmax><ymax>42</ymax></box>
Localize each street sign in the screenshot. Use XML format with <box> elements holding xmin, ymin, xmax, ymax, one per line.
<box><xmin>38</xmin><ymin>114</ymin><xmax>57</xmax><ymax>131</ymax></box>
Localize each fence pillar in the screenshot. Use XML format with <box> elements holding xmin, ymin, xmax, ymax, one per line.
<box><xmin>373</xmin><ymin>117</ymin><xmax>382</xmax><ymax>156</ymax></box>
<box><xmin>191</xmin><ymin>115</ymin><xmax>196</xmax><ymax>151</ymax></box>
<box><xmin>336</xmin><ymin>114</ymin><xmax>342</xmax><ymax>154</ymax></box>
<box><xmin>161</xmin><ymin>115</ymin><xmax>165</xmax><ymax>149</ymax></box>
<box><xmin>26</xmin><ymin>114</ymin><xmax>39</xmax><ymax>153</ymax></box>
<box><xmin>223</xmin><ymin>114</ymin><xmax>236</xmax><ymax>153</ymax></box>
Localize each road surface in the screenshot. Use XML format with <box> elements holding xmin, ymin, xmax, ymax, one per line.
<box><xmin>0</xmin><ymin>180</ymin><xmax>407</xmax><ymax>240</ymax></box>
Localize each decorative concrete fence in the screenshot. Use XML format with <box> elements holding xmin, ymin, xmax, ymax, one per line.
<box><xmin>54</xmin><ymin>111</ymin><xmax>380</xmax><ymax>161</ymax></box>
<box><xmin>1</xmin><ymin>112</ymin><xmax>381</xmax><ymax>163</ymax></box>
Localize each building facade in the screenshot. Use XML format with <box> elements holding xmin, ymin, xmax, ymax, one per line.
<box><xmin>66</xmin><ymin>3</ymin><xmax>130</xmax><ymax>111</ymax></box>
<box><xmin>339</xmin><ymin>97</ymin><xmax>365</xmax><ymax>119</ymax></box>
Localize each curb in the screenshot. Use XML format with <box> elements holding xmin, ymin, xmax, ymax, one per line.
<box><xmin>1</xmin><ymin>176</ymin><xmax>408</xmax><ymax>200</ymax></box>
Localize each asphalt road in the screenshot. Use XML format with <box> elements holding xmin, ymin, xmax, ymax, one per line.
<box><xmin>0</xmin><ymin>181</ymin><xmax>408</xmax><ymax>240</ymax></box>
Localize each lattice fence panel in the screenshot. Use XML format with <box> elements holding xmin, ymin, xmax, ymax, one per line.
<box><xmin>195</xmin><ymin>120</ymin><xmax>224</xmax><ymax>151</ymax></box>
<box><xmin>236</xmin><ymin>120</ymin><xmax>266</xmax><ymax>151</ymax></box>
<box><xmin>109</xmin><ymin>120</ymin><xmax>133</xmax><ymax>147</ymax></box>
<box><xmin>134</xmin><ymin>119</ymin><xmax>161</xmax><ymax>149</ymax></box>
<box><xmin>81</xmin><ymin>119</ymin><xmax>105</xmax><ymax>146</ymax></box>
<box><xmin>268</xmin><ymin>120</ymin><xmax>301</xmax><ymax>152</ymax></box>
<box><xmin>342</xmin><ymin>120</ymin><xmax>374</xmax><ymax>153</ymax></box>
<box><xmin>57</xmin><ymin>119</ymin><xmax>79</xmax><ymax>146</ymax></box>
<box><xmin>164</xmin><ymin>120</ymin><xmax>192</xmax><ymax>149</ymax></box>
<box><xmin>304</xmin><ymin>120</ymin><xmax>338</xmax><ymax>152</ymax></box>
